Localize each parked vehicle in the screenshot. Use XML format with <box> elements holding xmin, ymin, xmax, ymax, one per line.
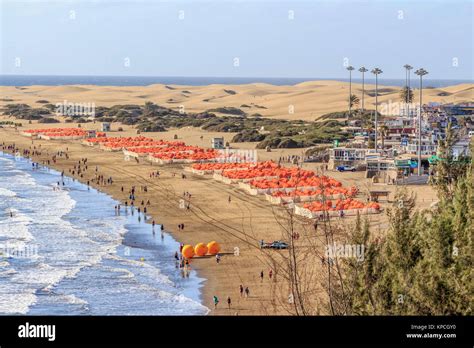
<box><xmin>259</xmin><ymin>240</ymin><xmax>289</xmax><ymax>249</ymax></box>
<box><xmin>336</xmin><ymin>165</ymin><xmax>356</xmax><ymax>172</ymax></box>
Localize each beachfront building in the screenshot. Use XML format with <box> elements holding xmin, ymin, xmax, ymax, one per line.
<box><xmin>404</xmin><ymin>139</ymin><xmax>438</xmax><ymax>156</ymax></box>
<box><xmin>382</xmin><ymin>127</ymin><xmax>416</xmax><ymax>151</ymax></box>
<box><xmin>366</xmin><ymin>158</ymin><xmax>397</xmax><ymax>183</ymax></box>
<box><xmin>452</xmin><ymin>137</ymin><xmax>471</xmax><ymax>158</ymax></box>
<box><xmin>328</xmin><ymin>147</ymin><xmax>367</xmax><ymax>170</ymax></box>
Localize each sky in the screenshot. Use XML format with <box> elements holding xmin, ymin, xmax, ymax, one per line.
<box><xmin>0</xmin><ymin>0</ymin><xmax>473</xmax><ymax>79</ymax></box>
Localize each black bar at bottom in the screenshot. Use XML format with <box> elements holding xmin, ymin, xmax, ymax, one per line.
<box><xmin>0</xmin><ymin>316</ymin><xmax>471</xmax><ymax>346</ymax></box>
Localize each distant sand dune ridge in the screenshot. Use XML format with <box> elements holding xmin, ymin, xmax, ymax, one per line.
<box><xmin>1</xmin><ymin>81</ymin><xmax>472</xmax><ymax>121</ymax></box>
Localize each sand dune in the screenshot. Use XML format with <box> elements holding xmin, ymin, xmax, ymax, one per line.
<box><xmin>1</xmin><ymin>81</ymin><xmax>472</xmax><ymax>121</ymax></box>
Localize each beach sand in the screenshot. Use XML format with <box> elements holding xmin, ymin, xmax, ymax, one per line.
<box><xmin>1</xmin><ymin>81</ymin><xmax>472</xmax><ymax>121</ymax></box>
<box><xmin>0</xmin><ymin>120</ymin><xmax>439</xmax><ymax>315</ymax></box>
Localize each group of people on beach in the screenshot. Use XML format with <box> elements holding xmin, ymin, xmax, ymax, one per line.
<box><xmin>213</xmin><ymin>295</ymin><xmax>233</xmax><ymax>310</ymax></box>
<box><xmin>213</xmin><ymin>269</ymin><xmax>275</xmax><ymax>311</ymax></box>
<box><xmin>213</xmin><ymin>284</ymin><xmax>251</xmax><ymax>311</ymax></box>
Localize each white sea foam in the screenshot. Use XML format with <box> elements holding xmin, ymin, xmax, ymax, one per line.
<box><xmin>0</xmin><ymin>210</ymin><xmax>34</xmax><ymax>242</ymax></box>
<box><xmin>105</xmin><ymin>253</ymin><xmax>175</xmax><ymax>286</ymax></box>
<box><xmin>60</xmin><ymin>293</ymin><xmax>88</xmax><ymax>306</ymax></box>
<box><xmin>0</xmin><ymin>153</ymin><xmax>208</xmax><ymax>315</ymax></box>
<box><xmin>0</xmin><ymin>291</ymin><xmax>37</xmax><ymax>314</ymax></box>
<box><xmin>101</xmin><ymin>266</ymin><xmax>135</xmax><ymax>279</ymax></box>
<box><xmin>0</xmin><ymin>188</ymin><xmax>16</xmax><ymax>197</ymax></box>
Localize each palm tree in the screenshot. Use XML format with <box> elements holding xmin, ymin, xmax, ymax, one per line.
<box><xmin>399</xmin><ymin>86</ymin><xmax>414</xmax><ymax>104</ymax></box>
<box><xmin>379</xmin><ymin>124</ymin><xmax>389</xmax><ymax>153</ymax></box>
<box><xmin>350</xmin><ymin>94</ymin><xmax>360</xmax><ymax>108</ymax></box>
<box><xmin>415</xmin><ymin>68</ymin><xmax>429</xmax><ymax>175</ymax></box>
<box><xmin>346</xmin><ymin>66</ymin><xmax>355</xmax><ymax>119</ymax></box>
<box><xmin>371</xmin><ymin>68</ymin><xmax>383</xmax><ymax>151</ymax></box>
<box><xmin>403</xmin><ymin>64</ymin><xmax>413</xmax><ymax>116</ymax></box>
<box><xmin>359</xmin><ymin>67</ymin><xmax>368</xmax><ymax>112</ymax></box>
<box><xmin>366</xmin><ymin>126</ymin><xmax>375</xmax><ymax>149</ymax></box>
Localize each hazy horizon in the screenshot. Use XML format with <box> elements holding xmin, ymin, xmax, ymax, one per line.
<box><xmin>1</xmin><ymin>0</ymin><xmax>472</xmax><ymax>80</ymax></box>
<box><xmin>1</xmin><ymin>74</ymin><xmax>472</xmax><ymax>88</ymax></box>
<box><xmin>1</xmin><ymin>73</ymin><xmax>473</xmax><ymax>81</ymax></box>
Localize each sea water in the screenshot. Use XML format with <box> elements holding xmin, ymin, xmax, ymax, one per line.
<box><xmin>0</xmin><ymin>74</ymin><xmax>471</xmax><ymax>88</ymax></box>
<box><xmin>0</xmin><ymin>153</ymin><xmax>209</xmax><ymax>315</ymax></box>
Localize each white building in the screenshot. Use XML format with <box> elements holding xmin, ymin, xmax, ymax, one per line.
<box><xmin>328</xmin><ymin>147</ymin><xmax>368</xmax><ymax>170</ymax></box>
<box><xmin>452</xmin><ymin>138</ymin><xmax>471</xmax><ymax>158</ymax></box>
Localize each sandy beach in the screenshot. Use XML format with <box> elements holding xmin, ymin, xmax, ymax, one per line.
<box><xmin>0</xmin><ymin>120</ymin><xmax>439</xmax><ymax>315</ymax></box>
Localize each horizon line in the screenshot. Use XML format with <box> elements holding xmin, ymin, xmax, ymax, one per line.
<box><xmin>1</xmin><ymin>74</ymin><xmax>472</xmax><ymax>81</ymax></box>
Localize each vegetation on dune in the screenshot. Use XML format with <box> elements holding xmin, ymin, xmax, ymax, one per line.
<box><xmin>206</xmin><ymin>106</ymin><xmax>246</xmax><ymax>116</ymax></box>
<box><xmin>0</xmin><ymin>121</ymin><xmax>22</xmax><ymax>127</ymax></box>
<box><xmin>232</xmin><ymin>129</ymin><xmax>266</xmax><ymax>143</ymax></box>
<box><xmin>320</xmin><ymin>109</ymin><xmax>379</xmax><ymax>121</ymax></box>
<box><xmin>1</xmin><ymin>103</ymin><xmax>52</xmax><ymax>120</ymax></box>
<box><xmin>37</xmin><ymin>117</ymin><xmax>60</xmax><ymax>123</ymax></box>
<box><xmin>1</xmin><ymin>101</ymin><xmax>355</xmax><ymax>148</ymax></box>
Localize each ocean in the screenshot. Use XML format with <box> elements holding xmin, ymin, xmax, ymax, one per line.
<box><xmin>0</xmin><ymin>152</ymin><xmax>208</xmax><ymax>315</ymax></box>
<box><xmin>0</xmin><ymin>75</ymin><xmax>472</xmax><ymax>88</ymax></box>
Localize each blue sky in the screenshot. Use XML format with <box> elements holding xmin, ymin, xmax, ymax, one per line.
<box><xmin>1</xmin><ymin>0</ymin><xmax>472</xmax><ymax>79</ymax></box>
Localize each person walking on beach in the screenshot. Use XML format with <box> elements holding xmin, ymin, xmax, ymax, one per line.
<box><xmin>239</xmin><ymin>284</ymin><xmax>244</xmax><ymax>297</ymax></box>
<box><xmin>215</xmin><ymin>253</ymin><xmax>221</xmax><ymax>264</ymax></box>
<box><xmin>260</xmin><ymin>270</ymin><xmax>264</xmax><ymax>282</ymax></box>
<box><xmin>269</xmin><ymin>269</ymin><xmax>273</xmax><ymax>280</ymax></box>
<box><xmin>228</xmin><ymin>195</ymin><xmax>231</xmax><ymax>203</ymax></box>
<box><xmin>227</xmin><ymin>296</ymin><xmax>231</xmax><ymax>309</ymax></box>
<box><xmin>245</xmin><ymin>287</ymin><xmax>250</xmax><ymax>298</ymax></box>
<box><xmin>213</xmin><ymin>296</ymin><xmax>219</xmax><ymax>309</ymax></box>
